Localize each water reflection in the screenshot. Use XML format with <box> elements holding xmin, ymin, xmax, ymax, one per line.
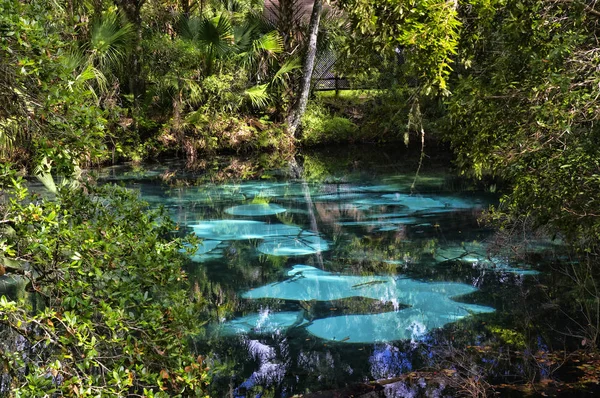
<box><xmin>225</xmin><ymin>203</ymin><xmax>287</xmax><ymax>216</ymax></box>
<box><xmin>213</xmin><ymin>308</ymin><xmax>305</xmax><ymax>336</ymax></box>
<box><xmin>234</xmin><ymin>338</ymin><xmax>290</xmax><ymax>397</ymax></box>
<box><xmin>370</xmin><ymin>344</ymin><xmax>412</xmax><ymax>379</ymax></box>
<box><xmin>235</xmin><ymin>265</ymin><xmax>493</xmax><ymax>343</ymax></box>
<box><xmin>88</xmin><ymin>148</ymin><xmax>567</xmax><ymax>396</ymax></box>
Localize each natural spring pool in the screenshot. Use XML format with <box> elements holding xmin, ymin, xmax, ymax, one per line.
<box><xmin>94</xmin><ymin>146</ymin><xmax>570</xmax><ymax>397</ymax></box>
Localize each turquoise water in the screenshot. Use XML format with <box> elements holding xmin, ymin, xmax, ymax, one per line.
<box><xmin>99</xmin><ymin>147</ymin><xmax>565</xmax><ymax>396</ymax></box>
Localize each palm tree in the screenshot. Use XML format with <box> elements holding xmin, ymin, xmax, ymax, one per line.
<box><xmin>114</xmin><ymin>0</ymin><xmax>146</xmax><ymax>106</ymax></box>
<box><xmin>86</xmin><ymin>11</ymin><xmax>134</xmax><ymax>74</ymax></box>
<box><xmin>179</xmin><ymin>14</ymin><xmax>235</xmax><ymax>76</ymax></box>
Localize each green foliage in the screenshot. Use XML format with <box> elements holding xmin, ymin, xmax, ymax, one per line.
<box><xmin>179</xmin><ymin>14</ymin><xmax>235</xmax><ymax>75</ymax></box>
<box><xmin>444</xmin><ymin>0</ymin><xmax>600</xmax><ymax>253</ymax></box>
<box><xmin>87</xmin><ymin>10</ymin><xmax>134</xmax><ymax>72</ymax></box>
<box><xmin>300</xmin><ymin>102</ymin><xmax>358</xmax><ymax>146</ymax></box>
<box><xmin>354</xmin><ymin>89</ymin><xmax>411</xmax><ymax>142</ymax></box>
<box><xmin>0</xmin><ymin>0</ymin><xmax>305</xmax><ymax>166</ymax></box>
<box><xmin>143</xmin><ymin>33</ymin><xmax>206</xmax><ymax>107</ymax></box>
<box><xmin>489</xmin><ymin>326</ymin><xmax>527</xmax><ymax>349</ymax></box>
<box><xmin>0</xmin><ymin>0</ymin><xmax>110</xmax><ymax>171</ymax></box>
<box><xmin>336</xmin><ymin>0</ymin><xmax>466</xmax><ymax>94</ymax></box>
<box><xmin>141</xmin><ymin>8</ymin><xmax>297</xmax><ymax>158</ymax></box>
<box><xmin>244</xmin><ymin>83</ymin><xmax>270</xmax><ymax>108</ymax></box>
<box><xmin>0</xmin><ymin>170</ymin><xmax>209</xmax><ymax>396</ymax></box>
<box><xmin>314</xmin><ymin>89</ymin><xmax>442</xmax><ymax>144</ymax></box>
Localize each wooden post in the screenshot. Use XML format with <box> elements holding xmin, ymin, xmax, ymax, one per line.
<box><xmin>335</xmin><ymin>75</ymin><xmax>339</xmax><ymax>97</ymax></box>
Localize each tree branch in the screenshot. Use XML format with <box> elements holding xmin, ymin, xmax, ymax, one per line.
<box><xmin>551</xmin><ymin>0</ymin><xmax>600</xmax><ymax>17</ymax></box>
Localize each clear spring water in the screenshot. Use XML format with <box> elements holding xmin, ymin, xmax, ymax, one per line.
<box><xmin>96</xmin><ymin>147</ymin><xmax>566</xmax><ymax>397</ymax></box>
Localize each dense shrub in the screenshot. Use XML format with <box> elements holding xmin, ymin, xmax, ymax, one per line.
<box><xmin>300</xmin><ymin>102</ymin><xmax>358</xmax><ymax>146</ymax></box>
<box><xmin>0</xmin><ymin>168</ymin><xmax>209</xmax><ymax>397</ymax></box>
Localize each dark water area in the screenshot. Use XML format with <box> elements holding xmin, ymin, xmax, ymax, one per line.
<box><xmin>92</xmin><ymin>145</ymin><xmax>588</xmax><ymax>397</ymax></box>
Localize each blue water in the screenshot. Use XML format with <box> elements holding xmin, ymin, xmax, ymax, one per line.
<box><xmin>98</xmin><ymin>148</ymin><xmax>563</xmax><ymax>396</ymax></box>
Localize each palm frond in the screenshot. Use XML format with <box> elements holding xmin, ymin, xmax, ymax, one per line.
<box><xmin>87</xmin><ymin>11</ymin><xmax>134</xmax><ymax>71</ymax></box>
<box><xmin>180</xmin><ymin>14</ymin><xmax>234</xmax><ymax>75</ymax></box>
<box><xmin>90</xmin><ymin>65</ymin><xmax>108</xmax><ymax>94</ymax></box>
<box><xmin>252</xmin><ymin>31</ymin><xmax>283</xmax><ymax>54</ymax></box>
<box><xmin>0</xmin><ymin>119</ymin><xmax>17</xmax><ymax>157</ymax></box>
<box><xmin>184</xmin><ymin>108</ymin><xmax>210</xmax><ymax>128</ymax></box>
<box><xmin>177</xmin><ymin>16</ymin><xmax>201</xmax><ymax>41</ymax></box>
<box><xmin>233</xmin><ymin>21</ymin><xmax>256</xmax><ymax>51</ymax></box>
<box><xmin>60</xmin><ymin>49</ymin><xmax>86</xmax><ymax>73</ymax></box>
<box><xmin>34</xmin><ymin>158</ymin><xmax>57</xmax><ymax>194</ymax></box>
<box><xmin>184</xmin><ymin>79</ymin><xmax>204</xmax><ymax>106</ymax></box>
<box><xmin>264</xmin><ymin>0</ymin><xmax>306</xmax><ymax>49</ymax></box>
<box><xmin>245</xmin><ymin>83</ymin><xmax>269</xmax><ymax>108</ymax></box>
<box><xmin>272</xmin><ymin>57</ymin><xmax>302</xmax><ymax>84</ymax></box>
<box><xmin>71</xmin><ymin>63</ymin><xmax>107</xmax><ymax>98</ymax></box>
<box><xmin>198</xmin><ymin>14</ymin><xmax>234</xmax><ymax>58</ymax></box>
<box><xmin>220</xmin><ymin>0</ymin><xmax>245</xmax><ymax>14</ymax></box>
<box><xmin>236</xmin><ymin>50</ymin><xmax>256</xmax><ymax>71</ymax></box>
<box><xmin>234</xmin><ymin>21</ymin><xmax>281</xmax><ymax>70</ymax></box>
<box><xmin>246</xmin><ymin>9</ymin><xmax>277</xmax><ymax>33</ymax></box>
<box><xmin>75</xmin><ymin>64</ymin><xmax>97</xmax><ymax>85</ymax></box>
<box><xmin>264</xmin><ymin>0</ymin><xmax>304</xmax><ymax>28</ymax></box>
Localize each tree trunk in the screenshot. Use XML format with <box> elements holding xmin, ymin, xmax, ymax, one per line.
<box><xmin>286</xmin><ymin>0</ymin><xmax>323</xmax><ymax>138</ymax></box>
<box><xmin>92</xmin><ymin>0</ymin><xmax>103</xmax><ymax>19</ymax></box>
<box><xmin>181</xmin><ymin>0</ymin><xmax>190</xmax><ymax>16</ymax></box>
<box><xmin>114</xmin><ymin>0</ymin><xmax>146</xmax><ymax>107</ymax></box>
<box><xmin>289</xmin><ymin>157</ymin><xmax>324</xmax><ymax>268</ymax></box>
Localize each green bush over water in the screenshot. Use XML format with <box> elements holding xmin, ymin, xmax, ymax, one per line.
<box><xmin>0</xmin><ymin>168</ymin><xmax>209</xmax><ymax>396</ymax></box>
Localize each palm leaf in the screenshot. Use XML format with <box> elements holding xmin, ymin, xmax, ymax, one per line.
<box><xmin>236</xmin><ymin>50</ymin><xmax>256</xmax><ymax>71</ymax></box>
<box><xmin>220</xmin><ymin>0</ymin><xmax>245</xmax><ymax>14</ymax></box>
<box><xmin>246</xmin><ymin>9</ymin><xmax>277</xmax><ymax>33</ymax></box>
<box><xmin>34</xmin><ymin>158</ymin><xmax>57</xmax><ymax>194</ymax></box>
<box><xmin>0</xmin><ymin>119</ymin><xmax>17</xmax><ymax>156</ymax></box>
<box><xmin>89</xmin><ymin>66</ymin><xmax>108</xmax><ymax>93</ymax></box>
<box><xmin>198</xmin><ymin>15</ymin><xmax>234</xmax><ymax>58</ymax></box>
<box><xmin>234</xmin><ymin>22</ymin><xmax>258</xmax><ymax>70</ymax></box>
<box><xmin>181</xmin><ymin>14</ymin><xmax>234</xmax><ymax>75</ymax></box>
<box><xmin>74</xmin><ymin>64</ymin><xmax>98</xmax><ymax>86</ymax></box>
<box><xmin>252</xmin><ymin>31</ymin><xmax>283</xmax><ymax>54</ymax></box>
<box><xmin>245</xmin><ymin>83</ymin><xmax>269</xmax><ymax>108</ymax></box>
<box><xmin>177</xmin><ymin>16</ymin><xmax>201</xmax><ymax>41</ymax></box>
<box><xmin>233</xmin><ymin>21</ymin><xmax>256</xmax><ymax>51</ymax></box>
<box><xmin>272</xmin><ymin>57</ymin><xmax>302</xmax><ymax>83</ymax></box>
<box><xmin>60</xmin><ymin>49</ymin><xmax>86</xmax><ymax>73</ymax></box>
<box><xmin>184</xmin><ymin>108</ymin><xmax>210</xmax><ymax>128</ymax></box>
<box><xmin>184</xmin><ymin>79</ymin><xmax>204</xmax><ymax>105</ymax></box>
<box><xmin>87</xmin><ymin>11</ymin><xmax>133</xmax><ymax>71</ymax></box>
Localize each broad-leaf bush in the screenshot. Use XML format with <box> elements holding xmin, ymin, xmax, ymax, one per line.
<box><xmin>0</xmin><ymin>170</ymin><xmax>209</xmax><ymax>396</ymax></box>
<box><xmin>445</xmin><ymin>1</ymin><xmax>600</xmax><ymax>254</ymax></box>
<box><xmin>0</xmin><ymin>0</ymin><xmax>109</xmax><ymax>172</ymax></box>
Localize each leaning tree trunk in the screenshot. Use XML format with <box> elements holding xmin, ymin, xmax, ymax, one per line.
<box><xmin>286</xmin><ymin>0</ymin><xmax>323</xmax><ymax>138</ymax></box>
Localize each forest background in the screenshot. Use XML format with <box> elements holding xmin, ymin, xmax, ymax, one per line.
<box><xmin>2</xmin><ymin>0</ymin><xmax>600</xmax><ymax>396</ymax></box>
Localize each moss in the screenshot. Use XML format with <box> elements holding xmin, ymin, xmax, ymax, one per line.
<box><xmin>300</xmin><ymin>102</ymin><xmax>359</xmax><ymax>146</ymax></box>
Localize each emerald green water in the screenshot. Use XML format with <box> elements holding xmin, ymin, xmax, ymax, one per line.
<box><xmin>98</xmin><ymin>146</ymin><xmax>567</xmax><ymax>397</ymax></box>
